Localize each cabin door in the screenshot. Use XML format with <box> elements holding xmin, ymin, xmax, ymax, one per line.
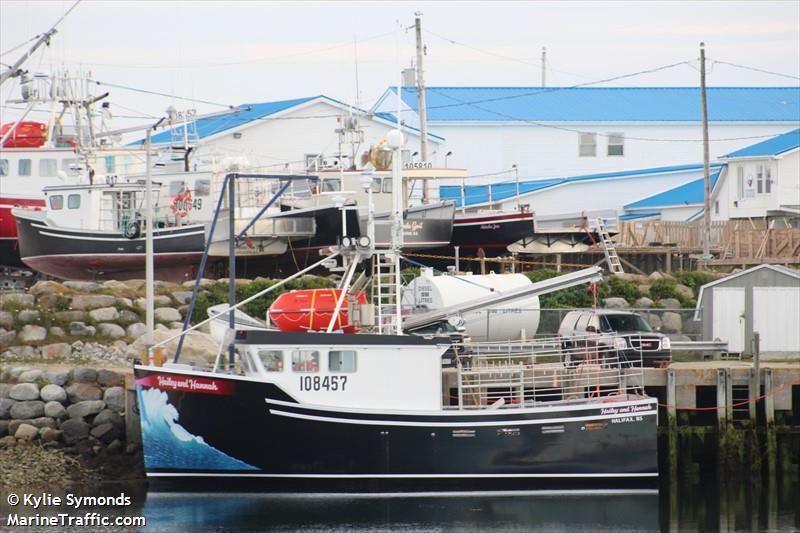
<box><xmin>712</xmin><ymin>287</ymin><xmax>745</xmax><ymax>353</ymax></box>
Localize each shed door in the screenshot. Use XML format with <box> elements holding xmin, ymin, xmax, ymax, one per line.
<box><xmin>712</xmin><ymin>287</ymin><xmax>745</xmax><ymax>352</ymax></box>
<box><xmin>753</xmin><ymin>287</ymin><xmax>800</xmax><ymax>352</ymax></box>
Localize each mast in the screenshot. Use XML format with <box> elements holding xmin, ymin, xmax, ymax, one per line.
<box><xmin>145</xmin><ymin>129</ymin><xmax>155</xmax><ymax>364</ymax></box>
<box><xmin>700</xmin><ymin>42</ymin><xmax>711</xmax><ymax>261</ymax></box>
<box><xmin>414</xmin><ymin>12</ymin><xmax>429</xmax><ymax>202</ymax></box>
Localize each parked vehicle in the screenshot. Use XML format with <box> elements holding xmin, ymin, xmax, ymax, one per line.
<box><xmin>557</xmin><ymin>310</ymin><xmax>672</xmax><ymax>367</ymax></box>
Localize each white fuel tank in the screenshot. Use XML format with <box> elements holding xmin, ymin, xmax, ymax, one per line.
<box><xmin>402</xmin><ymin>269</ymin><xmax>540</xmax><ymax>341</ymax></box>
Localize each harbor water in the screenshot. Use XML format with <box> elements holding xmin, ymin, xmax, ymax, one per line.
<box><xmin>2</xmin><ymin>474</ymin><xmax>797</xmax><ymax>532</ymax></box>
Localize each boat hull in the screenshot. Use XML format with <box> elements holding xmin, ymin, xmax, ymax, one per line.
<box><xmin>134</xmin><ymin>365</ymin><xmax>658</xmax><ymax>490</ymax></box>
<box><xmin>13</xmin><ymin>210</ymin><xmax>206</xmax><ymax>281</ymax></box>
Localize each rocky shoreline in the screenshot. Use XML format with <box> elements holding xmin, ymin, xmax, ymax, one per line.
<box><xmin>0</xmin><ymin>364</ymin><xmax>144</xmax><ymax>490</ymax></box>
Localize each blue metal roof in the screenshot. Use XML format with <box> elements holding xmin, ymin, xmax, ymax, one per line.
<box><xmin>619</xmin><ymin>211</ymin><xmax>660</xmax><ymax>221</ymax></box>
<box><xmin>131</xmin><ymin>96</ymin><xmax>321</xmax><ymax>145</ymax></box>
<box><xmin>440</xmin><ymin>163</ymin><xmax>723</xmax><ymax>208</ymax></box>
<box><xmin>625</xmin><ymin>170</ymin><xmax>722</xmax><ymax>209</ymax></box>
<box><xmin>722</xmin><ymin>128</ymin><xmax>800</xmax><ymax>158</ymax></box>
<box><xmin>386</xmin><ymin>86</ymin><xmax>800</xmax><ymax>122</ymax></box>
<box><xmin>372</xmin><ymin>111</ymin><xmax>445</xmax><ymax>141</ymax></box>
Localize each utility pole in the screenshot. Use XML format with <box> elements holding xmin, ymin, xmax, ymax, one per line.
<box><xmin>700</xmin><ymin>42</ymin><xmax>711</xmax><ymax>261</ymax></box>
<box><xmin>415</xmin><ymin>11</ymin><xmax>429</xmax><ymax>202</ymax></box>
<box><xmin>541</xmin><ymin>47</ymin><xmax>547</xmax><ymax>88</ymax></box>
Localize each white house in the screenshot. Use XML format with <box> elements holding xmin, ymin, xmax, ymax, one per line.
<box><xmin>137</xmin><ymin>95</ymin><xmax>445</xmax><ymax>173</ymax></box>
<box><xmin>373</xmin><ymin>86</ymin><xmax>800</xmax><ymax>179</ymax></box>
<box><xmin>713</xmin><ymin>128</ymin><xmax>800</xmax><ymax>225</ymax></box>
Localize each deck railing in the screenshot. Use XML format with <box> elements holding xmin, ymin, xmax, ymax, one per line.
<box><xmin>451</xmin><ymin>334</ymin><xmax>647</xmax><ymax>409</ymax></box>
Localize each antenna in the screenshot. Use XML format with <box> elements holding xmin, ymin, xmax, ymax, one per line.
<box><xmin>353</xmin><ymin>34</ymin><xmax>361</xmax><ymax>109</ymax></box>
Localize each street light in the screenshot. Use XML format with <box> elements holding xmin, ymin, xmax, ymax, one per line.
<box><xmin>445</xmin><ymin>151</ymin><xmax>453</xmax><ymax>168</ymax></box>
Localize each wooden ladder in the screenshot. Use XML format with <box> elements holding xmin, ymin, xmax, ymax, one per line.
<box><xmin>595</xmin><ymin>218</ymin><xmax>624</xmax><ymax>274</ymax></box>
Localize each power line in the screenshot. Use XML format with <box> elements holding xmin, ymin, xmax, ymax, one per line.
<box><xmin>711</xmin><ymin>59</ymin><xmax>800</xmax><ymax>81</ymax></box>
<box><xmin>88</xmin><ymin>79</ymin><xmax>236</xmax><ymax>108</ymax></box>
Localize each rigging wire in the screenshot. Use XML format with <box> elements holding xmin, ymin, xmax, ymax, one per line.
<box><xmin>87</xmin><ymin>79</ymin><xmax>236</xmax><ymax>108</ymax></box>
<box><xmin>711</xmin><ymin>59</ymin><xmax>800</xmax><ymax>81</ymax></box>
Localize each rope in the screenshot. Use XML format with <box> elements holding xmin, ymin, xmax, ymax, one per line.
<box><xmin>404</xmin><ymin>252</ymin><xmax>595</xmax><ymax>270</ymax></box>
<box><xmin>658</xmin><ymin>382</ymin><xmax>798</xmax><ymax>411</ymax></box>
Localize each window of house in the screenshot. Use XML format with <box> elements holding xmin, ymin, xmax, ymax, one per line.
<box><xmin>382</xmin><ymin>177</ymin><xmax>392</xmax><ymax>194</ymax></box>
<box><xmin>195</xmin><ymin>179</ymin><xmax>210</xmax><ymax>197</ymax></box>
<box><xmin>0</xmin><ymin>159</ymin><xmax>8</xmax><ymax>176</ymax></box>
<box><xmin>756</xmin><ymin>164</ymin><xmax>764</xmax><ymax>194</ymax></box>
<box><xmin>607</xmin><ymin>133</ymin><xmax>624</xmax><ymax>156</ymax></box>
<box><xmin>737</xmin><ymin>166</ymin><xmax>744</xmax><ymax>198</ymax></box>
<box><xmin>329</xmin><ymin>350</ymin><xmax>357</xmax><ymax>372</ymax></box>
<box><xmin>765</xmin><ymin>166</ymin><xmax>772</xmax><ymax>194</ymax></box>
<box><xmin>39</xmin><ymin>158</ymin><xmax>57</xmax><ymax>177</ymax></box>
<box><xmin>49</xmin><ymin>195</ymin><xmax>64</xmax><ymax>210</ymax></box>
<box><xmin>67</xmin><ymin>194</ymin><xmax>81</xmax><ymax>209</ymax></box>
<box><xmin>258</xmin><ymin>350</ymin><xmax>284</xmax><ymax>372</ymax></box>
<box><xmin>292</xmin><ymin>350</ymin><xmax>319</xmax><ymax>372</ymax></box>
<box><xmin>579</xmin><ymin>133</ymin><xmax>596</xmax><ymax>157</ymax></box>
<box><xmin>714</xmin><ymin>201</ymin><xmax>719</xmax><ymax>215</ymax></box>
<box><xmin>18</xmin><ymin>159</ymin><xmax>32</xmax><ymax>176</ymax></box>
<box><xmin>169</xmin><ymin>180</ymin><xmax>186</xmax><ymax>196</ymax></box>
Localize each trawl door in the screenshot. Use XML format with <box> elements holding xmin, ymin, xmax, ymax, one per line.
<box><xmin>712</xmin><ymin>287</ymin><xmax>745</xmax><ymax>353</ymax></box>
<box><xmin>753</xmin><ymin>287</ymin><xmax>800</xmax><ymax>352</ymax></box>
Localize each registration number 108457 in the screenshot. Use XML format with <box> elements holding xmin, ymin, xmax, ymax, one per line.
<box><xmin>299</xmin><ymin>375</ymin><xmax>348</xmax><ymax>392</ymax></box>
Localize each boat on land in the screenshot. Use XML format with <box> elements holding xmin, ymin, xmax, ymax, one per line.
<box><xmin>133</xmin><ymin>129</ymin><xmax>658</xmax><ymax>491</ymax></box>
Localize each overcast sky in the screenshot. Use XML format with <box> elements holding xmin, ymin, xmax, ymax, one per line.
<box><xmin>2</xmin><ymin>0</ymin><xmax>799</xmax><ymax>126</ymax></box>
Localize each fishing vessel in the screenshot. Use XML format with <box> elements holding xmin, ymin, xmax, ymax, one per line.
<box><xmin>133</xmin><ymin>128</ymin><xmax>658</xmax><ymax>490</ymax></box>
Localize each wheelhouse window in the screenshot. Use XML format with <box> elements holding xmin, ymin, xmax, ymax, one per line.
<box><xmin>104</xmin><ymin>156</ymin><xmax>115</xmax><ymax>173</ymax></box>
<box><xmin>67</xmin><ymin>194</ymin><xmax>81</xmax><ymax>209</ymax></box>
<box><xmin>320</xmin><ymin>178</ymin><xmax>341</xmax><ymax>193</ymax></box>
<box><xmin>292</xmin><ymin>350</ymin><xmax>319</xmax><ymax>372</ymax></box>
<box><xmin>371</xmin><ymin>177</ymin><xmax>382</xmax><ymax>193</ymax></box>
<box><xmin>18</xmin><ymin>159</ymin><xmax>32</xmax><ymax>176</ymax></box>
<box><xmin>49</xmin><ymin>195</ymin><xmax>64</xmax><ymax>210</ymax></box>
<box><xmin>195</xmin><ymin>179</ymin><xmax>210</xmax><ymax>197</ymax></box>
<box><xmin>61</xmin><ymin>158</ymin><xmax>80</xmax><ymax>176</ymax></box>
<box><xmin>607</xmin><ymin>133</ymin><xmax>624</xmax><ymax>156</ymax></box>
<box><xmin>0</xmin><ymin>159</ymin><xmax>8</xmax><ymax>176</ymax></box>
<box><xmin>329</xmin><ymin>350</ymin><xmax>357</xmax><ymax>372</ymax></box>
<box><xmin>579</xmin><ymin>133</ymin><xmax>596</xmax><ymax>157</ymax></box>
<box><xmin>258</xmin><ymin>350</ymin><xmax>284</xmax><ymax>372</ymax></box>
<box><xmin>382</xmin><ymin>177</ymin><xmax>392</xmax><ymax>193</ymax></box>
<box><xmin>39</xmin><ymin>159</ymin><xmax>57</xmax><ymax>177</ymax></box>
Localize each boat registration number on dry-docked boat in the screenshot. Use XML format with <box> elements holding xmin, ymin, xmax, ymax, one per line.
<box><xmin>299</xmin><ymin>375</ymin><xmax>348</xmax><ymax>392</ymax></box>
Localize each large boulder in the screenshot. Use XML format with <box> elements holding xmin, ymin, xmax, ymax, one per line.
<box><xmin>71</xmin><ymin>294</ymin><xmax>115</xmax><ymax>310</ymax></box>
<box><xmin>645</xmin><ymin>313</ymin><xmax>663</xmax><ymax>331</ymax></box>
<box><xmin>90</xmin><ymin>422</ymin><xmax>121</xmax><ymax>444</ymax></box>
<box><xmin>93</xmin><ymin>409</ymin><xmax>123</xmax><ymax>429</ymax></box>
<box><xmin>9</xmin><ymin>383</ymin><xmax>40</xmax><ymax>401</ymax></box>
<box><xmin>182</xmin><ymin>278</ymin><xmax>214</xmax><ymax>289</ymax></box>
<box><xmin>17</xmin><ymin>309</ymin><xmax>41</xmax><ymax>323</ymax></box>
<box><xmin>603</xmin><ymin>297</ymin><xmax>630</xmax><ymax>309</ymax></box>
<box><xmin>634</xmin><ymin>297</ymin><xmax>654</xmax><ymax>309</ymax></box>
<box><xmin>65</xmin><ymin>383</ymin><xmax>102</xmax><ymax>403</ymax></box>
<box><xmin>0</xmin><ymin>293</ymin><xmax>34</xmax><ymax>307</ymax></box>
<box><xmin>72</xmin><ymin>367</ymin><xmax>98</xmax><ymax>383</ymax></box>
<box><xmin>41</xmin><ymin>343</ymin><xmax>71</xmax><ymax>358</ymax></box>
<box><xmin>97</xmin><ymin>370</ymin><xmax>123</xmax><ymax>387</ymax></box>
<box><xmin>97</xmin><ymin>323</ymin><xmax>125</xmax><ymax>338</ymax></box>
<box><xmin>66</xmin><ymin>400</ymin><xmax>106</xmax><ymax>420</ymax></box>
<box><xmin>171</xmin><ymin>291</ymin><xmax>194</xmax><ymax>305</ymax></box>
<box><xmin>44</xmin><ymin>401</ymin><xmax>67</xmax><ymax>419</ymax></box>
<box><xmin>127</xmin><ymin>329</ymin><xmax>217</xmax><ymax>364</ymax></box>
<box><xmin>103</xmin><ymin>387</ymin><xmax>125</xmax><ymax>413</ymax></box>
<box><xmin>41</xmin><ymin>428</ymin><xmax>63</xmax><ymax>443</ymax></box>
<box><xmin>135</xmin><ymin>295</ymin><xmax>171</xmax><ymax>311</ymax></box>
<box><xmin>29</xmin><ymin>280</ymin><xmax>66</xmax><ymax>297</ymax></box>
<box><xmin>18</xmin><ymin>324</ymin><xmax>47</xmax><ymax>343</ymax></box>
<box><xmin>48</xmin><ymin>327</ymin><xmax>66</xmax><ymax>338</ymax></box>
<box><xmin>154</xmin><ymin>307</ymin><xmax>182</xmax><ymax>323</ymax></box>
<box><xmin>659</xmin><ymin>298</ymin><xmax>681</xmax><ymax>309</ymax></box>
<box><xmin>63</xmin><ymin>281</ymin><xmax>102</xmax><ymax>292</ymax></box>
<box><xmin>0</xmin><ymin>329</ymin><xmax>16</xmax><ymax>346</ymax></box>
<box><xmin>117</xmin><ymin>310</ymin><xmax>140</xmax><ymax>325</ymax></box>
<box><xmin>10</xmin><ymin>401</ymin><xmax>45</xmax><ymax>419</ymax></box>
<box><xmin>70</xmin><ymin>322</ymin><xmax>96</xmax><ymax>337</ymax></box>
<box><xmin>0</xmin><ymin>311</ymin><xmax>13</xmax><ymax>329</ymax></box>
<box><xmin>661</xmin><ymin>312</ymin><xmax>683</xmax><ymax>334</ymax></box>
<box><xmin>17</xmin><ymin>369</ymin><xmax>43</xmax><ymax>383</ymax></box>
<box><xmin>103</xmin><ymin>280</ymin><xmax>130</xmax><ymax>291</ymax></box>
<box><xmin>43</xmin><ymin>371</ymin><xmax>69</xmax><ymax>386</ymax></box>
<box><xmin>0</xmin><ymin>420</ymin><xmax>7</xmax><ymax>437</ymax></box>
<box><xmin>126</xmin><ymin>323</ymin><xmax>146</xmax><ymax>339</ymax></box>
<box><xmin>675</xmin><ymin>284</ymin><xmax>694</xmax><ymax>300</ymax></box>
<box><xmin>15</xmin><ymin>423</ymin><xmax>39</xmax><ymax>441</ymax></box>
<box><xmin>60</xmin><ymin>419</ymin><xmax>90</xmax><ymax>443</ymax></box>
<box><xmin>89</xmin><ymin>307</ymin><xmax>120</xmax><ymax>322</ymax></box>
<box><xmin>40</xmin><ymin>384</ymin><xmax>67</xmax><ymax>403</ymax></box>
<box><xmin>54</xmin><ymin>310</ymin><xmax>87</xmax><ymax>323</ymax></box>
<box><xmin>648</xmin><ymin>271</ymin><xmax>664</xmax><ymax>281</ymax></box>
<box><xmin>0</xmin><ymin>398</ymin><xmax>14</xmax><ymax>419</ymax></box>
